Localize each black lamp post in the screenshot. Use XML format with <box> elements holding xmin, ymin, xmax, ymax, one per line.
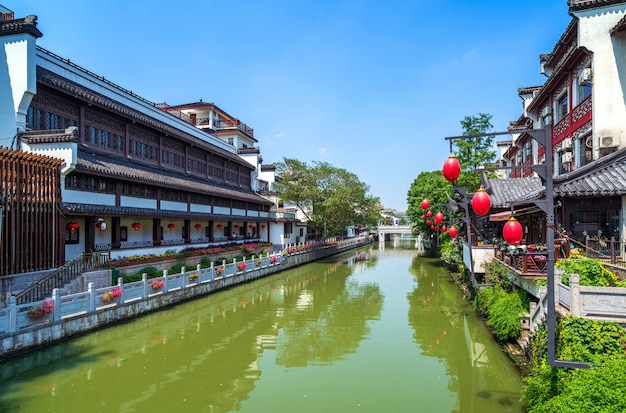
<box><xmin>444</xmin><ymin>128</ymin><xmax>588</xmax><ymax>369</ymax></box>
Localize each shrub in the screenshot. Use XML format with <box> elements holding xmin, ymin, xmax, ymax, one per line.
<box><xmin>200</xmin><ymin>257</ymin><xmax>212</xmax><ymax>268</ymax></box>
<box><xmin>474</xmin><ymin>285</ymin><xmax>525</xmax><ymax>342</ymax></box>
<box><xmin>556</xmin><ymin>257</ymin><xmax>625</xmax><ymax>287</ymax></box>
<box><xmin>140</xmin><ymin>266</ymin><xmax>159</xmax><ymax>278</ymax></box>
<box><xmin>439</xmin><ymin>239</ymin><xmax>463</xmax><ymax>270</ymax></box>
<box><xmin>168</xmin><ymin>262</ymin><xmax>187</xmax><ymax>274</ymax></box>
<box><xmin>483</xmin><ymin>259</ymin><xmax>513</xmax><ymax>292</ymax></box>
<box><xmin>524</xmin><ymin>356</ymin><xmax>626</xmax><ymax>413</ymax></box>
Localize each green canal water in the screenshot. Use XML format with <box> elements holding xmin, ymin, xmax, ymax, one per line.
<box><xmin>0</xmin><ymin>242</ymin><xmax>525</xmax><ymax>412</ymax></box>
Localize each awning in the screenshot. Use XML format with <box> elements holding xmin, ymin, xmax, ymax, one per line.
<box><xmin>489</xmin><ymin>206</ymin><xmax>542</xmax><ymax>222</ymax></box>
<box><xmin>489</xmin><ymin>211</ymin><xmax>512</xmax><ymax>222</ymax></box>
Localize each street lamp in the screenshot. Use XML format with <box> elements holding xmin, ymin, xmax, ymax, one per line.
<box><xmin>443</xmin><ymin>128</ymin><xmax>588</xmax><ymax>369</ymax></box>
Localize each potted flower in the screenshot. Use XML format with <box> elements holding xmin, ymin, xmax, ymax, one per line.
<box><xmin>102</xmin><ymin>287</ymin><xmax>123</xmax><ymax>302</ymax></box>
<box><xmin>238</xmin><ymin>262</ymin><xmax>247</xmax><ymax>271</ymax></box>
<box><xmin>270</xmin><ymin>256</ymin><xmax>277</xmax><ymax>264</ymax></box>
<box><xmin>256</xmin><ymin>258</ymin><xmax>263</xmax><ymax>266</ymax></box>
<box><xmin>215</xmin><ymin>267</ymin><xmax>224</xmax><ymax>275</ymax></box>
<box><xmin>188</xmin><ymin>272</ymin><xmax>199</xmax><ymax>281</ymax></box>
<box><xmin>151</xmin><ymin>279</ymin><xmax>165</xmax><ymax>289</ymax></box>
<box><xmin>28</xmin><ymin>300</ymin><xmax>54</xmax><ymax>319</ymax></box>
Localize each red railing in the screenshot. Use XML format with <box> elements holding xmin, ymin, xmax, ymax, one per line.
<box><xmin>553</xmin><ymin>95</ymin><xmax>592</xmax><ymax>145</ymax></box>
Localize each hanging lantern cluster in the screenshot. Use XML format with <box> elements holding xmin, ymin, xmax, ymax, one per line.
<box><xmin>448</xmin><ymin>226</ymin><xmax>458</xmax><ymax>239</ymax></box>
<box><xmin>503</xmin><ymin>217</ymin><xmax>524</xmax><ymax>245</ymax></box>
<box><xmin>132</xmin><ymin>222</ymin><xmax>141</xmax><ymax>231</ymax></box>
<box><xmin>96</xmin><ymin>220</ymin><xmax>107</xmax><ymax>233</ymax></box>
<box><xmin>66</xmin><ymin>221</ymin><xmax>80</xmax><ymax>234</ymax></box>
<box><xmin>471</xmin><ymin>187</ymin><xmax>491</xmax><ymax>216</ymax></box>
<box><xmin>442</xmin><ymin>155</ymin><xmax>461</xmax><ymax>183</ymax></box>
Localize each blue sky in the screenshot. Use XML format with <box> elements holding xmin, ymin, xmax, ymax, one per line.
<box><xmin>9</xmin><ymin>0</ymin><xmax>571</xmax><ymax>210</ymax></box>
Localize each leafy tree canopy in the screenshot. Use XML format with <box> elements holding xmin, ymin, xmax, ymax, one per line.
<box><xmin>275</xmin><ymin>158</ymin><xmax>382</xmax><ymax>237</ymax></box>
<box><xmin>454</xmin><ymin>113</ymin><xmax>497</xmax><ymax>191</ymax></box>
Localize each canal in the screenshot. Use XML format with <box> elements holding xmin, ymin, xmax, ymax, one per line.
<box><xmin>0</xmin><ymin>242</ymin><xmax>525</xmax><ymax>412</ymax></box>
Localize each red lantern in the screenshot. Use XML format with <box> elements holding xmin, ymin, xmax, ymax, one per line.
<box><xmin>96</xmin><ymin>221</ymin><xmax>107</xmax><ymax>233</ymax></box>
<box><xmin>217</xmin><ymin>224</ymin><xmax>223</xmax><ymax>230</ymax></box>
<box><xmin>442</xmin><ymin>155</ymin><xmax>461</xmax><ymax>182</ymax></box>
<box><xmin>431</xmin><ymin>225</ymin><xmax>436</xmax><ymax>230</ymax></box>
<box><xmin>131</xmin><ymin>222</ymin><xmax>141</xmax><ymax>231</ymax></box>
<box><xmin>249</xmin><ymin>225</ymin><xmax>254</xmax><ymax>229</ymax></box>
<box><xmin>167</xmin><ymin>223</ymin><xmax>176</xmax><ymax>231</ymax></box>
<box><xmin>421</xmin><ymin>215</ymin><xmax>426</xmax><ymax>220</ymax></box>
<box><xmin>426</xmin><ymin>220</ymin><xmax>431</xmax><ymax>225</ymax></box>
<box><xmin>234</xmin><ymin>225</ymin><xmax>240</xmax><ymax>229</ymax></box>
<box><xmin>441</xmin><ymin>225</ymin><xmax>447</xmax><ymax>233</ymax></box>
<box><xmin>503</xmin><ymin>217</ymin><xmax>524</xmax><ymax>245</ymax></box>
<box><xmin>421</xmin><ymin>199</ymin><xmax>430</xmax><ymax>210</ymax></box>
<box><xmin>195</xmin><ymin>224</ymin><xmax>202</xmax><ymax>231</ymax></box>
<box><xmin>261</xmin><ymin>225</ymin><xmax>266</xmax><ymax>229</ymax></box>
<box><xmin>471</xmin><ymin>188</ymin><xmax>491</xmax><ymax>216</ymax></box>
<box><xmin>449</xmin><ymin>226</ymin><xmax>459</xmax><ymax>238</ymax></box>
<box><xmin>66</xmin><ymin>221</ymin><xmax>80</xmax><ymax>233</ymax></box>
<box><xmin>434</xmin><ymin>212</ymin><xmax>444</xmax><ymax>225</ymax></box>
<box><xmin>427</xmin><ymin>211</ymin><xmax>432</xmax><ymax>218</ymax></box>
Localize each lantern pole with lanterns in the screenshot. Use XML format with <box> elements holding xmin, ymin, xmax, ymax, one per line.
<box><xmin>443</xmin><ymin>128</ymin><xmax>587</xmax><ymax>369</ymax></box>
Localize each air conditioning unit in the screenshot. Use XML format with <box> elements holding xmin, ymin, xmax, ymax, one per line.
<box><xmin>579</xmin><ymin>68</ymin><xmax>592</xmax><ymax>84</ymax></box>
<box><xmin>562</xmin><ymin>152</ymin><xmax>572</xmax><ymax>163</ymax></box>
<box><xmin>563</xmin><ymin>138</ymin><xmax>572</xmax><ymax>150</ymax></box>
<box><xmin>600</xmin><ymin>136</ymin><xmax>619</xmax><ymax>148</ymax></box>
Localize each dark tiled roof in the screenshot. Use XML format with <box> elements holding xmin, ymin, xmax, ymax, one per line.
<box><xmin>61</xmin><ymin>202</ymin><xmax>274</xmax><ymax>221</ymax></box>
<box><xmin>569</xmin><ymin>0</ymin><xmax>626</xmax><ymax>12</ymax></box>
<box><xmin>554</xmin><ymin>147</ymin><xmax>626</xmax><ymax>197</ymax></box>
<box><xmin>610</xmin><ymin>14</ymin><xmax>626</xmax><ymax>34</ymax></box>
<box><xmin>36</xmin><ymin>67</ymin><xmax>248</xmax><ymax>167</ymax></box>
<box><xmin>0</xmin><ymin>14</ymin><xmax>42</xmax><ymax>38</ymax></box>
<box><xmin>484</xmin><ymin>176</ymin><xmax>545</xmax><ymax>208</ymax></box>
<box><xmin>75</xmin><ymin>148</ymin><xmax>272</xmax><ymax>205</ymax></box>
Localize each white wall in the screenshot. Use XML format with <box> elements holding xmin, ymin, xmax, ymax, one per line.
<box><xmin>575</xmin><ymin>6</ymin><xmax>626</xmax><ymax>150</ymax></box>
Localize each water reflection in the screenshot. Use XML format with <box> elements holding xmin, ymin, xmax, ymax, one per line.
<box><xmin>0</xmin><ymin>246</ymin><xmax>523</xmax><ymax>413</ymax></box>
<box><xmin>408</xmin><ymin>255</ymin><xmax>524</xmax><ymax>411</ymax></box>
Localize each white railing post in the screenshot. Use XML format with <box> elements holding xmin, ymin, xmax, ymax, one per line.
<box><xmin>196</xmin><ymin>264</ymin><xmax>202</xmax><ymax>285</ymax></box>
<box><xmin>210</xmin><ymin>262</ymin><xmax>215</xmax><ymax>282</ymax></box>
<box><xmin>8</xmin><ymin>296</ymin><xmax>16</xmax><ymax>334</ymax></box>
<box><xmin>142</xmin><ymin>274</ymin><xmax>148</xmax><ymax>300</ymax></box>
<box><xmin>569</xmin><ymin>273</ymin><xmax>581</xmax><ymax>317</ymax></box>
<box><xmin>117</xmin><ymin>277</ymin><xmax>124</xmax><ymax>304</ymax></box>
<box><xmin>181</xmin><ymin>267</ymin><xmax>187</xmax><ymax>289</ymax></box>
<box><xmin>163</xmin><ymin>270</ymin><xmax>169</xmax><ymax>292</ymax></box>
<box><xmin>52</xmin><ymin>288</ymin><xmax>61</xmax><ymax>322</ymax></box>
<box><xmin>88</xmin><ymin>282</ymin><xmax>96</xmax><ymax>313</ymax></box>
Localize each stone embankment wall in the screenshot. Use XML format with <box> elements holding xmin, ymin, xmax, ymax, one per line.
<box><xmin>0</xmin><ymin>239</ymin><xmax>370</xmax><ymax>359</ymax></box>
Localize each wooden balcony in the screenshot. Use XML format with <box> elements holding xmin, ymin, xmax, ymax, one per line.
<box><xmin>553</xmin><ymin>95</ymin><xmax>592</xmax><ymax>144</ymax></box>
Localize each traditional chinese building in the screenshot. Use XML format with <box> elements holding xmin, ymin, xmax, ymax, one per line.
<box><xmin>0</xmin><ymin>7</ymin><xmax>303</xmax><ymax>275</ymax></box>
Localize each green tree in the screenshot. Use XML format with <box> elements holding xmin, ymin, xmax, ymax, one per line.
<box><xmin>454</xmin><ymin>113</ymin><xmax>497</xmax><ymax>191</ymax></box>
<box><xmin>275</xmin><ymin>158</ymin><xmax>382</xmax><ymax>237</ymax></box>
